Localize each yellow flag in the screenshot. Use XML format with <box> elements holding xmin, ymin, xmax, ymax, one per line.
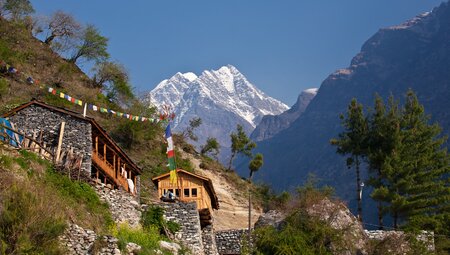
<box><xmin>170</xmin><ymin>169</ymin><xmax>177</xmax><ymax>184</ymax></box>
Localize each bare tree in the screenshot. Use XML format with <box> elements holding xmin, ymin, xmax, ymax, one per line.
<box><xmin>44</xmin><ymin>11</ymin><xmax>81</xmax><ymax>45</ymax></box>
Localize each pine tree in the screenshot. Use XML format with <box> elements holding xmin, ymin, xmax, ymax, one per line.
<box><xmin>396</xmin><ymin>90</ymin><xmax>450</xmax><ymax>232</ymax></box>
<box><xmin>331</xmin><ymin>98</ymin><xmax>368</xmax><ymax>221</ymax></box>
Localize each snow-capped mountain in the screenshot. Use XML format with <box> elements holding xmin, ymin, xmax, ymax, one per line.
<box><xmin>142</xmin><ymin>65</ymin><xmax>288</xmax><ymax>158</ymax></box>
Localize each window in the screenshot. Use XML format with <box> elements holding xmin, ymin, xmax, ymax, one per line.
<box><xmin>184</xmin><ymin>188</ymin><xmax>190</xmax><ymax>197</ymax></box>
<box><xmin>191</xmin><ymin>188</ymin><xmax>198</xmax><ymax>197</ymax></box>
<box><xmin>175</xmin><ymin>189</ymin><xmax>180</xmax><ymax>197</ymax></box>
<box><xmin>168</xmin><ymin>189</ymin><xmax>174</xmax><ymax>194</ymax></box>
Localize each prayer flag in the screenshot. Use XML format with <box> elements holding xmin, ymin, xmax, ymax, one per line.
<box><xmin>165</xmin><ymin>124</ymin><xmax>177</xmax><ymax>184</ymax></box>
<box><xmin>59</xmin><ymin>92</ymin><xmax>65</xmax><ymax>98</ymax></box>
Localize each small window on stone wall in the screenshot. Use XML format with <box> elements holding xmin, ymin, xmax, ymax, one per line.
<box><xmin>192</xmin><ymin>188</ymin><xmax>197</xmax><ymax>197</ymax></box>
<box><xmin>184</xmin><ymin>188</ymin><xmax>190</xmax><ymax>197</ymax></box>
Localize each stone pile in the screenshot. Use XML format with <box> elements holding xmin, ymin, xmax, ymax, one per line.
<box><xmin>94</xmin><ymin>184</ymin><xmax>142</xmax><ymax>228</ymax></box>
<box><xmin>96</xmin><ymin>236</ymin><xmax>121</xmax><ymax>255</ymax></box>
<box><xmin>59</xmin><ymin>224</ymin><xmax>97</xmax><ymax>255</ymax></box>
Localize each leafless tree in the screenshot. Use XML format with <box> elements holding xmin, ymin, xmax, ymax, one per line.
<box><xmin>44</xmin><ymin>10</ymin><xmax>81</xmax><ymax>45</ymax></box>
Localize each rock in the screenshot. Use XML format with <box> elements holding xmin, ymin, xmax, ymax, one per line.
<box><xmin>126</xmin><ymin>242</ymin><xmax>142</xmax><ymax>254</ymax></box>
<box><xmin>306</xmin><ymin>198</ymin><xmax>368</xmax><ymax>255</ymax></box>
<box><xmin>159</xmin><ymin>240</ymin><xmax>181</xmax><ymax>255</ymax></box>
<box><xmin>254</xmin><ymin>210</ymin><xmax>285</xmax><ymax>230</ymax></box>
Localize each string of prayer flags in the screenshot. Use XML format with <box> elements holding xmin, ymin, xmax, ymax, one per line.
<box><xmin>0</xmin><ymin>59</ymin><xmax>159</xmax><ymax>123</ymax></box>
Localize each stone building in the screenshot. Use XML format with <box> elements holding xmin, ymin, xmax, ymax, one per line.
<box><xmin>2</xmin><ymin>100</ymin><xmax>141</xmax><ymax>195</ymax></box>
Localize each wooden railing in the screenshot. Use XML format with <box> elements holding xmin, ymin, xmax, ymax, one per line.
<box><xmin>92</xmin><ymin>150</ymin><xmax>129</xmax><ymax>191</ymax></box>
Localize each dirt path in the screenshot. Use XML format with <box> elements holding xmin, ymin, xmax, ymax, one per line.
<box><xmin>185</xmin><ymin>154</ymin><xmax>262</xmax><ymax>231</ymax></box>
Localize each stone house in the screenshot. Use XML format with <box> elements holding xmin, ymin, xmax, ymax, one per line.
<box><xmin>2</xmin><ymin>100</ymin><xmax>141</xmax><ymax>195</ymax></box>
<box><xmin>152</xmin><ymin>169</ymin><xmax>219</xmax><ymax>227</ymax></box>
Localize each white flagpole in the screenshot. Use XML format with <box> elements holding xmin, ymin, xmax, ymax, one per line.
<box><xmin>83</xmin><ymin>103</ymin><xmax>87</xmax><ymax>117</ymax></box>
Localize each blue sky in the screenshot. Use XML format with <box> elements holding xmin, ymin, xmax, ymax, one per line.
<box><xmin>32</xmin><ymin>0</ymin><xmax>444</xmax><ymax>105</ymax></box>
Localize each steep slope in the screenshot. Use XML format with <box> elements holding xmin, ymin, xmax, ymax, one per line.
<box><xmin>241</xmin><ymin>2</ymin><xmax>450</xmax><ymax>221</ymax></box>
<box><xmin>143</xmin><ymin>65</ymin><xmax>288</xmax><ymax>159</ymax></box>
<box><xmin>250</xmin><ymin>88</ymin><xmax>317</xmax><ymax>142</ymax></box>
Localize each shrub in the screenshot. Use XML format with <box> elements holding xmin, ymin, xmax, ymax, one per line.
<box><xmin>111</xmin><ymin>223</ymin><xmax>162</xmax><ymax>255</ymax></box>
<box><xmin>0</xmin><ymin>78</ymin><xmax>8</xmax><ymax>98</ymax></box>
<box><xmin>0</xmin><ymin>185</ymin><xmax>66</xmax><ymax>254</ymax></box>
<box><xmin>141</xmin><ymin>206</ymin><xmax>180</xmax><ymax>235</ymax></box>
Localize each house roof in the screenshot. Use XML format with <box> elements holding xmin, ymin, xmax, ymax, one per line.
<box><xmin>152</xmin><ymin>169</ymin><xmax>219</xmax><ymax>209</ymax></box>
<box><xmin>1</xmin><ymin>100</ymin><xmax>141</xmax><ymax>174</ymax></box>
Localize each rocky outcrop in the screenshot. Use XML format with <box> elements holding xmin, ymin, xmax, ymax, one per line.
<box><xmin>365</xmin><ymin>230</ymin><xmax>435</xmax><ymax>254</ymax></box>
<box><xmin>253</xmin><ymin>210</ymin><xmax>285</xmax><ymax>230</ymax></box>
<box><xmin>94</xmin><ymin>184</ymin><xmax>141</xmax><ymax>228</ymax></box>
<box><xmin>251</xmin><ymin>88</ymin><xmax>318</xmax><ymax>142</ymax></box>
<box><xmin>306</xmin><ymin>198</ymin><xmax>368</xmax><ymax>255</ymax></box>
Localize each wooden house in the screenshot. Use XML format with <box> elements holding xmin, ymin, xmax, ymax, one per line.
<box><xmin>152</xmin><ymin>169</ymin><xmax>219</xmax><ymax>226</ymax></box>
<box><xmin>2</xmin><ymin>100</ymin><xmax>141</xmax><ymax>195</ymax></box>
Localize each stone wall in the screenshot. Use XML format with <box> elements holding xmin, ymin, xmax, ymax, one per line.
<box><xmin>59</xmin><ymin>224</ymin><xmax>121</xmax><ymax>255</ymax></box>
<box><xmin>158</xmin><ymin>201</ymin><xmax>205</xmax><ymax>255</ymax></box>
<box><xmin>94</xmin><ymin>183</ymin><xmax>141</xmax><ymax>228</ymax></box>
<box><xmin>215</xmin><ymin>229</ymin><xmax>246</xmax><ymax>255</ymax></box>
<box><xmin>202</xmin><ymin>225</ymin><xmax>219</xmax><ymax>255</ymax></box>
<box><xmin>365</xmin><ymin>230</ymin><xmax>435</xmax><ymax>252</ymax></box>
<box><xmin>9</xmin><ymin>104</ymin><xmax>92</xmax><ymax>174</ymax></box>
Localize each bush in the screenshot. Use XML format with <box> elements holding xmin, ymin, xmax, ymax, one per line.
<box><xmin>111</xmin><ymin>223</ymin><xmax>162</xmax><ymax>255</ymax></box>
<box><xmin>141</xmin><ymin>206</ymin><xmax>180</xmax><ymax>235</ymax></box>
<box><xmin>0</xmin><ymin>185</ymin><xmax>66</xmax><ymax>254</ymax></box>
<box><xmin>0</xmin><ymin>78</ymin><xmax>8</xmax><ymax>98</ymax></box>
<box><xmin>45</xmin><ymin>168</ymin><xmax>114</xmax><ymax>231</ymax></box>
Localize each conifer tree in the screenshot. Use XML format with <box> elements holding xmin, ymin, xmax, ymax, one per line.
<box><xmin>331</xmin><ymin>98</ymin><xmax>368</xmax><ymax>221</ymax></box>
<box><xmin>395</xmin><ymin>90</ymin><xmax>450</xmax><ymax>231</ymax></box>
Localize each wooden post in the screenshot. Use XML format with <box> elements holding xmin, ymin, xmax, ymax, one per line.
<box><xmin>103</xmin><ymin>144</ymin><xmax>106</xmax><ymax>162</ymax></box>
<box><xmin>113</xmin><ymin>154</ymin><xmax>116</xmax><ymax>178</ymax></box>
<box><xmin>118</xmin><ymin>158</ymin><xmax>121</xmax><ymax>177</ymax></box>
<box><xmin>55</xmin><ymin>122</ymin><xmax>65</xmax><ymax>162</ymax></box>
<box><xmin>96</xmin><ymin>169</ymin><xmax>99</xmax><ymax>182</ymax></box>
<box><xmin>95</xmin><ymin>136</ymin><xmax>98</xmax><ymax>153</ymax></box>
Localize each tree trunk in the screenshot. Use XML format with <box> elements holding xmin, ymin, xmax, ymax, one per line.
<box><xmin>356</xmin><ymin>156</ymin><xmax>363</xmax><ymax>222</ymax></box>
<box><xmin>378</xmin><ymin>201</ymin><xmax>384</xmax><ymax>230</ymax></box>
<box><xmin>227</xmin><ymin>152</ymin><xmax>235</xmax><ymax>171</ymax></box>
<box><xmin>44</xmin><ymin>34</ymin><xmax>56</xmax><ymax>44</ymax></box>
<box><xmin>393</xmin><ymin>211</ymin><xmax>398</xmax><ymax>230</ymax></box>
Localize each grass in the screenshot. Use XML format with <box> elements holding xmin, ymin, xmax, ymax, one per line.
<box><xmin>111</xmin><ymin>223</ymin><xmax>167</xmax><ymax>255</ymax></box>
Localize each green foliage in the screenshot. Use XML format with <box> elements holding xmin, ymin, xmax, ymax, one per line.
<box><xmin>253</xmin><ymin>182</ymin><xmax>341</xmax><ymax>255</ymax></box>
<box><xmin>331</xmin><ymin>98</ymin><xmax>368</xmax><ymax>221</ymax></box>
<box><xmin>111</xmin><ymin>223</ymin><xmax>162</xmax><ymax>255</ymax></box>
<box><xmin>92</xmin><ymin>61</ymin><xmax>134</xmax><ymax>104</ymax></box>
<box><xmin>141</xmin><ymin>206</ymin><xmax>180</xmax><ymax>236</ymax></box>
<box><xmin>3</xmin><ymin>0</ymin><xmax>34</xmax><ymax>21</ymax></box>
<box><xmin>69</xmin><ymin>24</ymin><xmax>109</xmax><ymax>64</ymax></box>
<box><xmin>249</xmin><ymin>153</ymin><xmax>263</xmax><ymax>179</ymax></box>
<box><xmin>111</xmin><ymin>116</ymin><xmax>158</xmax><ymax>150</ymax></box>
<box><xmin>0</xmin><ymin>78</ymin><xmax>8</xmax><ymax>98</ymax></box>
<box><xmin>228</xmin><ymin>124</ymin><xmax>256</xmax><ymax>171</ymax></box>
<box><xmin>0</xmin><ymin>185</ymin><xmax>66</xmax><ymax>254</ymax></box>
<box><xmin>0</xmin><ymin>39</ymin><xmax>31</xmax><ymax>64</ymax></box>
<box><xmin>333</xmin><ymin>90</ymin><xmax>450</xmax><ymax>254</ymax></box>
<box><xmin>200</xmin><ymin>137</ymin><xmax>220</xmax><ymax>158</ymax></box>
<box><xmin>181</xmin><ymin>117</ymin><xmax>202</xmax><ymax>142</ymax></box>
<box><xmin>45</xmin><ymin>168</ymin><xmax>114</xmax><ymax>230</ymax></box>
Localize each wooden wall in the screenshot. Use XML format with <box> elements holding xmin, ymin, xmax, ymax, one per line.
<box><xmin>157</xmin><ymin>172</ymin><xmax>212</xmax><ymax>212</ymax></box>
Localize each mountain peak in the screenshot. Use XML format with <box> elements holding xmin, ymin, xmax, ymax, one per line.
<box><xmin>143</xmin><ymin>65</ymin><xmax>288</xmax><ymax>159</ymax></box>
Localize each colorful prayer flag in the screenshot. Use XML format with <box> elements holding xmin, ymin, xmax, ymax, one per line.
<box><xmin>165</xmin><ymin>124</ymin><xmax>177</xmax><ymax>184</ymax></box>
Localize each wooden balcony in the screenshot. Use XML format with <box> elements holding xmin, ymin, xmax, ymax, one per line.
<box><xmin>92</xmin><ymin>150</ymin><xmax>129</xmax><ymax>191</ymax></box>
